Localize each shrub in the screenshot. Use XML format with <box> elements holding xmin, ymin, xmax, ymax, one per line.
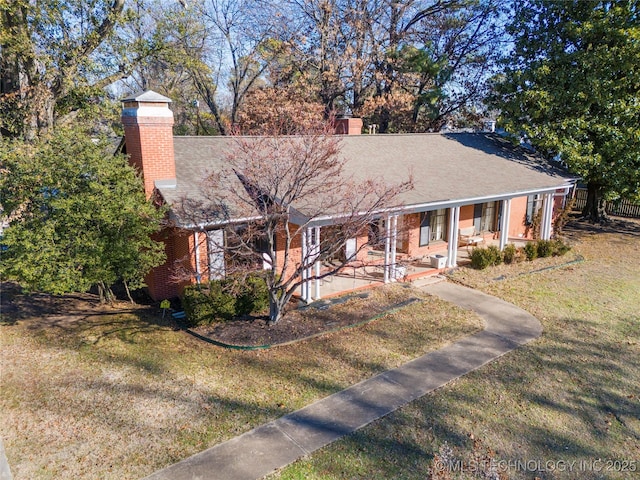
<box><xmin>235</xmin><ymin>274</ymin><xmax>269</xmax><ymax>315</ymax></box>
<box><xmin>486</xmin><ymin>245</ymin><xmax>503</xmax><ymax>266</ymax></box>
<box><xmin>523</xmin><ymin>241</ymin><xmax>538</xmax><ymax>261</ymax></box>
<box><xmin>551</xmin><ymin>238</ymin><xmax>571</xmax><ymax>256</ymax></box>
<box><xmin>536</xmin><ymin>239</ymin><xmax>553</xmax><ymax>258</ymax></box>
<box><xmin>207</xmin><ymin>280</ymin><xmax>237</xmax><ymax>321</ymax></box>
<box><xmin>181</xmin><ymin>285</ymin><xmax>218</xmax><ymax>327</ymax></box>
<box><xmin>503</xmin><ymin>243</ymin><xmax>518</xmax><ymax>264</ymax></box>
<box><xmin>470</xmin><ymin>248</ymin><xmax>491</xmax><ymax>269</ymax></box>
<box><xmin>470</xmin><ymin>245</ymin><xmax>503</xmax><ymax>270</ymax></box>
<box><xmin>181</xmin><ymin>273</ymin><xmax>270</xmax><ymax>326</ymax></box>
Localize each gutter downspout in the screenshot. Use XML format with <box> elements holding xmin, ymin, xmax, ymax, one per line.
<box><xmin>194</xmin><ymin>231</ymin><xmax>201</xmax><ymax>283</ymax></box>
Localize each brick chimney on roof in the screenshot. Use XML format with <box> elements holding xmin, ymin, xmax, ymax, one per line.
<box><xmin>121</xmin><ymin>90</ymin><xmax>176</xmax><ymax>198</ymax></box>
<box><xmin>335</xmin><ymin>115</ymin><xmax>363</xmax><ymax>135</ymax></box>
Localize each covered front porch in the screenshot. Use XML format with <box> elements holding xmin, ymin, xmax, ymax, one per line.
<box><xmin>298</xmin><ymin>193</ymin><xmax>562</xmax><ymax>303</ymax></box>
<box><xmin>301</xmin><ymin>237</ymin><xmax>530</xmax><ymax>301</ymax></box>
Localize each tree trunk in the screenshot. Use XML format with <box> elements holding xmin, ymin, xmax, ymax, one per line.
<box><xmin>98</xmin><ymin>282</ymin><xmax>106</xmax><ymax>303</ymax></box>
<box><xmin>583</xmin><ymin>182</ymin><xmax>608</xmax><ymax>223</ymax></box>
<box><xmin>268</xmin><ymin>298</ymin><xmax>283</xmax><ymax>325</ymax></box>
<box><xmin>123</xmin><ymin>280</ymin><xmax>135</xmax><ymax>304</ymax></box>
<box><xmin>267</xmin><ymin>288</ymin><xmax>288</xmax><ymax>325</ymax></box>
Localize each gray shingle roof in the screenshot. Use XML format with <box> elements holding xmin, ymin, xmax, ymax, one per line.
<box><xmin>159</xmin><ymin>133</ymin><xmax>575</xmax><ymax>227</ymax></box>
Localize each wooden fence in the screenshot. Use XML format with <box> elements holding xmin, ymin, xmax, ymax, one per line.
<box><xmin>573</xmin><ymin>188</ymin><xmax>640</xmax><ymax>218</ymax></box>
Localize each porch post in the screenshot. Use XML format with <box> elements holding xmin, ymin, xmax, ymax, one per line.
<box><xmin>314</xmin><ymin>227</ymin><xmax>321</xmax><ymax>300</ymax></box>
<box><xmin>541</xmin><ymin>193</ymin><xmax>553</xmax><ymax>240</ymax></box>
<box><xmin>446</xmin><ymin>206</ymin><xmax>460</xmax><ymax>268</ymax></box>
<box><xmin>383</xmin><ymin>215</ymin><xmax>392</xmax><ymax>283</ymax></box>
<box><xmin>390</xmin><ymin>215</ymin><xmax>398</xmax><ymax>281</ymax></box>
<box><xmin>499</xmin><ymin>199</ymin><xmax>511</xmax><ymax>251</ymax></box>
<box><xmin>548</xmin><ymin>193</ymin><xmax>555</xmax><ymax>238</ymax></box>
<box><xmin>300</xmin><ymin>228</ymin><xmax>309</xmax><ymax>302</ymax></box>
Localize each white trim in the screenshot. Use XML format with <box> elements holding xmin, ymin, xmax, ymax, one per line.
<box><xmin>206</xmin><ymin>230</ymin><xmax>225</xmax><ymax>280</ymax></box>
<box><xmin>121</xmin><ymin>105</ymin><xmax>174</xmax><ymax>118</ymax></box>
<box><xmin>302</xmin><ymin>183</ymin><xmax>576</xmax><ymax>228</ymax></box>
<box><xmin>313</xmin><ymin>227</ymin><xmax>321</xmax><ymax>300</ymax></box>
<box><xmin>541</xmin><ymin>193</ymin><xmax>554</xmax><ymax>240</ymax></box>
<box><xmin>178</xmin><ymin>183</ymin><xmax>577</xmax><ymax>231</ymax></box>
<box><xmin>390</xmin><ymin>215</ymin><xmax>398</xmax><ymax>281</ymax></box>
<box><xmin>300</xmin><ymin>229</ymin><xmax>309</xmax><ymax>302</ymax></box>
<box><xmin>383</xmin><ymin>216</ymin><xmax>392</xmax><ymax>283</ymax></box>
<box><xmin>447</xmin><ymin>206</ymin><xmax>460</xmax><ymax>268</ymax></box>
<box><xmin>499</xmin><ymin>199</ymin><xmax>512</xmax><ymax>251</ymax></box>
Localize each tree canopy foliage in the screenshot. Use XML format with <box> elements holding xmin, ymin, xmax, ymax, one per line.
<box><xmin>117</xmin><ymin>0</ymin><xmax>505</xmax><ymax>134</ymax></box>
<box><xmin>0</xmin><ymin>128</ymin><xmax>166</xmax><ymax>301</ymax></box>
<box><xmin>491</xmin><ymin>0</ymin><xmax>640</xmax><ymax>221</ymax></box>
<box><xmin>0</xmin><ymin>0</ymin><xmax>132</xmax><ymax>139</ymax></box>
<box><xmin>1</xmin><ymin>1</ymin><xmax>506</xmax><ymax>137</ymax></box>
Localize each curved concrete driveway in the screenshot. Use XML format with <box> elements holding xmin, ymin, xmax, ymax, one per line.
<box><xmin>143</xmin><ymin>280</ymin><xmax>542</xmax><ymax>480</ymax></box>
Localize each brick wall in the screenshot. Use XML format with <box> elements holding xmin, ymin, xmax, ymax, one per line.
<box><xmin>335</xmin><ymin>117</ymin><xmax>363</xmax><ymax>135</ymax></box>
<box><xmin>146</xmin><ymin>229</ymin><xmax>195</xmax><ymax>300</ymax></box>
<box><xmin>122</xmin><ymin>116</ymin><xmax>175</xmax><ymax>199</ymax></box>
<box><xmin>122</xmin><ymin>94</ymin><xmax>181</xmax><ymax>299</ymax></box>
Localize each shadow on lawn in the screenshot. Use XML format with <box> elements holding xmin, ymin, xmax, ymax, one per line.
<box><xmin>564</xmin><ymin>215</ymin><xmax>640</xmax><ymax>239</ymax></box>
<box><xmin>1</xmin><ymin>282</ymin><xmax>178</xmax><ymax>348</ymax></box>
<box><xmin>302</xmin><ymin>314</ymin><xmax>640</xmax><ymax>480</ymax></box>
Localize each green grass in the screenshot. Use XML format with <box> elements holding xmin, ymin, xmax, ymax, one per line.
<box><xmin>0</xmin><ymin>285</ymin><xmax>481</xmax><ymax>479</ymax></box>
<box><xmin>270</xmin><ymin>222</ymin><xmax>640</xmax><ymax>480</ymax></box>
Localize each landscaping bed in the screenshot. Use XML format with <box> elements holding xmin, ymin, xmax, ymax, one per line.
<box><xmin>191</xmin><ymin>287</ymin><xmax>420</xmax><ymax>347</ymax></box>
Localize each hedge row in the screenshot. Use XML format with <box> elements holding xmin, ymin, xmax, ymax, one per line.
<box><xmin>181</xmin><ymin>273</ymin><xmax>270</xmax><ymax>327</ymax></box>
<box><xmin>470</xmin><ymin>239</ymin><xmax>570</xmax><ymax>270</ymax></box>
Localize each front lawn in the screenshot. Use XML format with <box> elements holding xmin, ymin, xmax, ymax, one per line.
<box><xmin>0</xmin><ymin>284</ymin><xmax>481</xmax><ymax>479</ymax></box>
<box><xmin>270</xmin><ymin>218</ymin><xmax>640</xmax><ymax>480</ymax></box>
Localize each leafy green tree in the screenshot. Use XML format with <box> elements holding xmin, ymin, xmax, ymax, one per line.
<box><xmin>492</xmin><ymin>0</ymin><xmax>640</xmax><ymax>221</ymax></box>
<box><xmin>0</xmin><ymin>127</ymin><xmax>166</xmax><ymax>301</ymax></box>
<box><xmin>0</xmin><ymin>0</ymin><xmax>130</xmax><ymax>140</ymax></box>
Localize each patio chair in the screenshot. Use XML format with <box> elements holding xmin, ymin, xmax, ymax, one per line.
<box><xmin>458</xmin><ymin>226</ymin><xmax>485</xmax><ymax>250</ymax></box>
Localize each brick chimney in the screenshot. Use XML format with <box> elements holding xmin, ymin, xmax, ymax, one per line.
<box><xmin>335</xmin><ymin>115</ymin><xmax>363</xmax><ymax>135</ymax></box>
<box><xmin>121</xmin><ymin>91</ymin><xmax>176</xmax><ymax>198</ymax></box>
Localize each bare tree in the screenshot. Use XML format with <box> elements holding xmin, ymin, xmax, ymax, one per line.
<box><xmin>176</xmin><ymin>121</ymin><xmax>412</xmax><ymax>324</ymax></box>
<box><xmin>234</xmin><ymin>84</ymin><xmax>326</xmax><ymax>134</ymax></box>
<box><xmin>282</xmin><ymin>0</ymin><xmax>506</xmax><ymax>131</ymax></box>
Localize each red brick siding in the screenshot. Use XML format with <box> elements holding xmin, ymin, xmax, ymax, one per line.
<box><xmin>146</xmin><ymin>229</ymin><xmax>194</xmax><ymax>300</ymax></box>
<box><xmin>122</xmin><ymin>116</ymin><xmax>175</xmax><ymax>199</ymax></box>
<box><xmin>335</xmin><ymin>117</ymin><xmax>363</xmax><ymax>135</ymax></box>
<box><xmin>509</xmin><ymin>196</ymin><xmax>530</xmax><ymax>239</ymax></box>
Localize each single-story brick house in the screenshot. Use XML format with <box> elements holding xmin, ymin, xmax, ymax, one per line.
<box><xmin>121</xmin><ymin>91</ymin><xmax>577</xmax><ymax>301</ymax></box>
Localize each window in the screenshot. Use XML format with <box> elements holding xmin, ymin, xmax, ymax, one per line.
<box><xmin>526</xmin><ymin>195</ymin><xmax>542</xmax><ymax>225</ymax></box>
<box><xmin>419</xmin><ymin>212</ymin><xmax>430</xmax><ymax>246</ymax></box>
<box><xmin>430</xmin><ymin>209</ymin><xmax>447</xmax><ymax>242</ymax></box>
<box><xmin>419</xmin><ymin>211</ymin><xmax>445</xmax><ymax>246</ymax></box>
<box><xmin>368</xmin><ymin>218</ymin><xmax>385</xmax><ymax>249</ymax></box>
<box><xmin>480</xmin><ymin>202</ymin><xmax>498</xmax><ymax>232</ymax></box>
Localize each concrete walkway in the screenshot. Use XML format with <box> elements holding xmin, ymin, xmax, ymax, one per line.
<box><xmin>0</xmin><ymin>436</ymin><xmax>12</xmax><ymax>480</ymax></box>
<box><xmin>143</xmin><ymin>280</ymin><xmax>542</xmax><ymax>480</ymax></box>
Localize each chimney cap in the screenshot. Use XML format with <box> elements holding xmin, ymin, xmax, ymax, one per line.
<box><xmin>121</xmin><ymin>90</ymin><xmax>172</xmax><ymax>103</ymax></box>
